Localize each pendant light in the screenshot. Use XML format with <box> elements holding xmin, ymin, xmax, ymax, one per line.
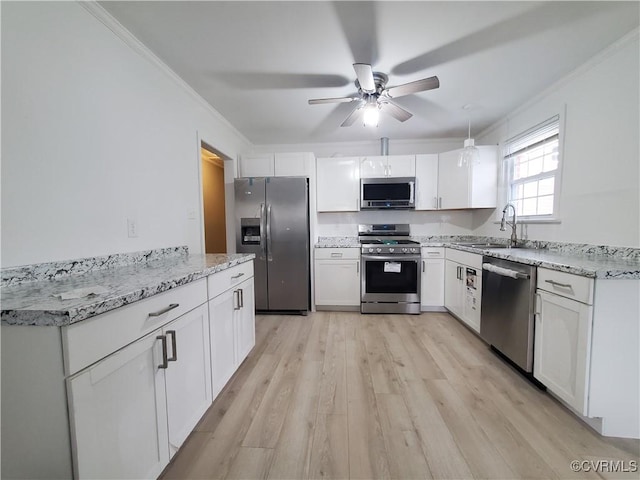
<box><xmin>458</xmin><ymin>106</ymin><xmax>480</xmax><ymax>167</ymax></box>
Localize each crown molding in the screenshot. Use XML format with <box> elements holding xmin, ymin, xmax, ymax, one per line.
<box><xmin>78</xmin><ymin>1</ymin><xmax>252</xmax><ymax>147</ymax></box>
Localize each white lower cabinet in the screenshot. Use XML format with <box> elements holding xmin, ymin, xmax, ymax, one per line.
<box><xmin>209</xmin><ymin>277</ymin><xmax>255</xmax><ymax>397</ymax></box>
<box><xmin>68</xmin><ymin>303</ymin><xmax>212</xmax><ymax>478</ymax></box>
<box><xmin>314</xmin><ymin>248</ymin><xmax>360</xmax><ymax>309</ymax></box>
<box><xmin>534</xmin><ymin>268</ymin><xmax>594</xmax><ymax>415</ymax></box>
<box><xmin>1</xmin><ymin>263</ymin><xmax>257</xmax><ymax>479</ymax></box>
<box><xmin>444</xmin><ymin>249</ymin><xmax>482</xmax><ymax>333</ymax></box>
<box><xmin>420</xmin><ymin>247</ymin><xmax>444</xmax><ymax>310</ymax></box>
<box><xmin>534</xmin><ymin>290</ymin><xmax>592</xmax><ymax>414</ymax></box>
<box><xmin>68</xmin><ymin>329</ymin><xmax>170</xmax><ymax>479</ymax></box>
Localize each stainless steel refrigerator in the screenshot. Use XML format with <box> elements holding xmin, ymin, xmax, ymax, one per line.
<box><xmin>234</xmin><ymin>177</ymin><xmax>310</xmax><ymax>313</ymax></box>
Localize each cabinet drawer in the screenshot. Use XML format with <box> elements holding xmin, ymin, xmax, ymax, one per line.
<box><xmin>62</xmin><ymin>279</ymin><xmax>207</xmax><ymax>376</ymax></box>
<box><xmin>537</xmin><ymin>268</ymin><xmax>594</xmax><ymax>305</ymax></box>
<box><xmin>421</xmin><ymin>247</ymin><xmax>444</xmax><ymax>258</ymax></box>
<box><xmin>315</xmin><ymin>248</ymin><xmax>360</xmax><ymax>260</ymax></box>
<box><xmin>207</xmin><ymin>261</ymin><xmax>254</xmax><ymax>299</ymax></box>
<box><xmin>445</xmin><ymin>248</ymin><xmax>482</xmax><ymax>269</ymax></box>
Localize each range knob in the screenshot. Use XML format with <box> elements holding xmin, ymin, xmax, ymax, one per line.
<box><xmin>389</xmin><ymin>248</ymin><xmax>394</xmax><ymax>253</ymax></box>
<box><xmin>368</xmin><ymin>247</ymin><xmax>374</xmax><ymax>253</ymax></box>
<box><xmin>402</xmin><ymin>248</ymin><xmax>408</xmax><ymax>252</ymax></box>
<box><xmin>376</xmin><ymin>248</ymin><xmax>382</xmax><ymax>253</ymax></box>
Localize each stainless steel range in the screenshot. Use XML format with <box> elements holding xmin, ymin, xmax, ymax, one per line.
<box><xmin>359</xmin><ymin>224</ymin><xmax>421</xmax><ymax>314</ymax></box>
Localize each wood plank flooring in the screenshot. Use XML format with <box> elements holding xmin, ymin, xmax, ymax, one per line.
<box><xmin>160</xmin><ymin>312</ymin><xmax>639</xmax><ymax>479</ymax></box>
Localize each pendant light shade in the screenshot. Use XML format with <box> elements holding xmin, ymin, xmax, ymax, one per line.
<box><xmin>458</xmin><ymin>112</ymin><xmax>480</xmax><ymax>167</ymax></box>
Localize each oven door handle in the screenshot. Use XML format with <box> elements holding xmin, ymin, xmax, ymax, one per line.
<box><xmin>361</xmin><ymin>254</ymin><xmax>421</xmax><ymax>262</ymax></box>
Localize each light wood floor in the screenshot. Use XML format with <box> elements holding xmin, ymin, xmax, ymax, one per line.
<box><xmin>160</xmin><ymin>312</ymin><xmax>639</xmax><ymax>479</ymax></box>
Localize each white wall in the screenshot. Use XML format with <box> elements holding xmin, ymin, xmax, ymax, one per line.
<box><xmin>1</xmin><ymin>2</ymin><xmax>251</xmax><ymax>268</ymax></box>
<box><xmin>475</xmin><ymin>30</ymin><xmax>640</xmax><ymax>247</ymax></box>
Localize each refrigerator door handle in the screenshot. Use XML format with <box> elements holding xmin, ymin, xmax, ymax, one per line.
<box><xmin>259</xmin><ymin>202</ymin><xmax>266</xmax><ymax>260</ymax></box>
<box><xmin>266</xmin><ymin>204</ymin><xmax>273</xmax><ymax>261</ymax></box>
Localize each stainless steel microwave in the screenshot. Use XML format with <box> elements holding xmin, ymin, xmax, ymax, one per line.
<box><xmin>360</xmin><ymin>177</ymin><xmax>415</xmax><ymax>210</ymax></box>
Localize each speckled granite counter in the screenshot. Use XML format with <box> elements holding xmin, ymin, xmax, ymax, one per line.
<box><xmin>1</xmin><ymin>250</ymin><xmax>255</xmax><ymax>327</ymax></box>
<box><xmin>449</xmin><ymin>244</ymin><xmax>640</xmax><ymax>279</ymax></box>
<box><xmin>315</xmin><ymin>236</ymin><xmax>640</xmax><ymax>279</ymax></box>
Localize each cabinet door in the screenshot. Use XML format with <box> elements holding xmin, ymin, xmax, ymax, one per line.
<box><xmin>274</xmin><ymin>152</ymin><xmax>312</xmax><ymax>177</ymax></box>
<box><xmin>386</xmin><ymin>155</ymin><xmax>416</xmax><ymax>177</ymax></box>
<box><xmin>235</xmin><ymin>278</ymin><xmax>256</xmax><ymax>364</ymax></box>
<box><xmin>438</xmin><ymin>149</ymin><xmax>470</xmax><ymax>209</ymax></box>
<box><xmin>316</xmin><ymin>157</ymin><xmax>360</xmax><ymax>211</ymax></box>
<box><xmin>164</xmin><ymin>304</ymin><xmax>212</xmax><ymax>455</ymax></box>
<box><xmin>462</xmin><ymin>268</ymin><xmax>481</xmax><ymax>333</ymax></box>
<box><xmin>68</xmin><ymin>331</ymin><xmax>169</xmax><ymax>479</ymax></box>
<box><xmin>209</xmin><ymin>289</ymin><xmax>237</xmax><ymax>398</ymax></box>
<box><xmin>240</xmin><ymin>153</ymin><xmax>275</xmax><ymax>177</ymax></box>
<box><xmin>415</xmin><ymin>154</ymin><xmax>439</xmax><ymax>210</ymax></box>
<box><xmin>444</xmin><ymin>260</ymin><xmax>463</xmax><ymax>317</ymax></box>
<box><xmin>360</xmin><ymin>155</ymin><xmax>387</xmax><ymax>178</ymax></box>
<box><xmin>534</xmin><ymin>291</ymin><xmax>593</xmax><ymax>414</ymax></box>
<box><xmin>315</xmin><ymin>259</ymin><xmax>360</xmax><ymax>306</ymax></box>
<box><xmin>421</xmin><ymin>258</ymin><xmax>444</xmax><ymax>308</ymax></box>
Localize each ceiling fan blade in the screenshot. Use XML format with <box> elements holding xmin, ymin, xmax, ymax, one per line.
<box><xmin>341</xmin><ymin>104</ymin><xmax>365</xmax><ymax>127</ymax></box>
<box><xmin>380</xmin><ymin>101</ymin><xmax>413</xmax><ymax>122</ymax></box>
<box><xmin>353</xmin><ymin>63</ymin><xmax>376</xmax><ymax>93</ymax></box>
<box><xmin>308</xmin><ymin>96</ymin><xmax>357</xmax><ymax>105</ymax></box>
<box><xmin>385</xmin><ymin>76</ymin><xmax>440</xmax><ymax>98</ymax></box>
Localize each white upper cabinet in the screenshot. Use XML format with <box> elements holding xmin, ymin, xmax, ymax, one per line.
<box><xmin>415</xmin><ymin>154</ymin><xmax>439</xmax><ymax>210</ymax></box>
<box><xmin>239</xmin><ymin>153</ymin><xmax>275</xmax><ymax>177</ymax></box>
<box><xmin>437</xmin><ymin>146</ymin><xmax>498</xmax><ymax>209</ymax></box>
<box><xmin>274</xmin><ymin>152</ymin><xmax>314</xmax><ymax>177</ymax></box>
<box><xmin>360</xmin><ymin>155</ymin><xmax>416</xmax><ymax>178</ymax></box>
<box><xmin>316</xmin><ymin>156</ymin><xmax>360</xmax><ymax>212</ymax></box>
<box><xmin>239</xmin><ymin>152</ymin><xmax>314</xmax><ymax>178</ymax></box>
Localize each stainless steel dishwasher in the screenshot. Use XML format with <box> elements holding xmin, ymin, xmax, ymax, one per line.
<box><xmin>480</xmin><ymin>256</ymin><xmax>537</xmax><ymax>373</ymax></box>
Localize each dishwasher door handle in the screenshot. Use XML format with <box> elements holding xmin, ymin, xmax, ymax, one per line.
<box><xmin>482</xmin><ymin>263</ymin><xmax>529</xmax><ymax>279</ymax></box>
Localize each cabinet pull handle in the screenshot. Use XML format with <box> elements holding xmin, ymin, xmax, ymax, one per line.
<box><xmin>426</xmin><ymin>251</ymin><xmax>440</xmax><ymax>256</ymax></box>
<box><xmin>545</xmin><ymin>279</ymin><xmax>572</xmax><ymax>288</ymax></box>
<box><xmin>166</xmin><ymin>330</ymin><xmax>177</xmax><ymax>362</ymax></box>
<box><xmin>357</xmin><ymin>262</ymin><xmax>359</xmax><ymax>274</ymax></box>
<box><xmin>157</xmin><ymin>335</ymin><xmax>168</xmax><ymax>369</ymax></box>
<box><xmin>438</xmin><ymin>197</ymin><xmax>442</xmax><ymax>209</ymax></box>
<box><xmin>149</xmin><ymin>303</ymin><xmax>179</xmax><ymax>317</ymax></box>
<box><xmin>422</xmin><ymin>260</ymin><xmax>425</xmax><ymax>273</ymax></box>
<box><xmin>239</xmin><ymin>288</ymin><xmax>244</xmax><ymax>308</ymax></box>
<box><xmin>433</xmin><ymin>197</ymin><xmax>438</xmax><ymax>209</ymax></box>
<box><xmin>231</xmin><ymin>272</ymin><xmax>245</xmax><ymax>280</ymax></box>
<box><xmin>233</xmin><ymin>289</ymin><xmax>241</xmax><ymax>310</ymax></box>
<box><xmin>535</xmin><ymin>293</ymin><xmax>542</xmax><ymax>316</ymax></box>
<box><xmin>388</xmin><ymin>165</ymin><xmax>391</xmax><ymax>176</ymax></box>
<box><xmin>330</xmin><ymin>252</ymin><xmax>343</xmax><ymax>258</ymax></box>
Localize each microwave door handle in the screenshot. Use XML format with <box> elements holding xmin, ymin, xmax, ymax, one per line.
<box><xmin>410</xmin><ymin>181</ymin><xmax>415</xmax><ymax>205</ymax></box>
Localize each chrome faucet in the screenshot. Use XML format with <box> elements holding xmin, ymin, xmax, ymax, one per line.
<box><xmin>500</xmin><ymin>203</ymin><xmax>518</xmax><ymax>247</ymax></box>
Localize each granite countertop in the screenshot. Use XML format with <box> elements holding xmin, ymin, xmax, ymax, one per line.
<box><xmin>1</xmin><ymin>252</ymin><xmax>255</xmax><ymax>327</ymax></box>
<box><xmin>314</xmin><ymin>236</ymin><xmax>640</xmax><ymax>279</ymax></box>
<box><xmin>449</xmin><ymin>244</ymin><xmax>640</xmax><ymax>279</ymax></box>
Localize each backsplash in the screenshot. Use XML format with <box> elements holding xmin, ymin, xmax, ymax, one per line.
<box><xmin>1</xmin><ymin>246</ymin><xmax>189</xmax><ymax>287</ymax></box>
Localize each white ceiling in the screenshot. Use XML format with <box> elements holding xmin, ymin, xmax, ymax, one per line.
<box><xmin>100</xmin><ymin>1</ymin><xmax>639</xmax><ymax>145</ymax></box>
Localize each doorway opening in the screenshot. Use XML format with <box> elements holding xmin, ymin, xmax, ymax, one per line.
<box><xmin>201</xmin><ymin>143</ymin><xmax>227</xmax><ymax>253</ymax></box>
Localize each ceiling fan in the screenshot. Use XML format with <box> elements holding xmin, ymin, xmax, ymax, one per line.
<box><xmin>308</xmin><ymin>63</ymin><xmax>439</xmax><ymax>127</ymax></box>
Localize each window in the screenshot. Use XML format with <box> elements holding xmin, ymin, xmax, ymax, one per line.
<box><xmin>504</xmin><ymin>115</ymin><xmax>560</xmax><ymax>219</ymax></box>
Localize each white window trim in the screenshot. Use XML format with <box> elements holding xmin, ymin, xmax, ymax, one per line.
<box><xmin>497</xmin><ymin>108</ymin><xmax>566</xmax><ymax>223</ymax></box>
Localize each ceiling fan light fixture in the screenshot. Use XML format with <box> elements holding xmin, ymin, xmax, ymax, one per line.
<box><xmin>363</xmin><ymin>103</ymin><xmax>380</xmax><ymax>127</ymax></box>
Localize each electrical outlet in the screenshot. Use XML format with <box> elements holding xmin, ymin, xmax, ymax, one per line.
<box><xmin>127</xmin><ymin>218</ymin><xmax>138</xmax><ymax>238</ymax></box>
